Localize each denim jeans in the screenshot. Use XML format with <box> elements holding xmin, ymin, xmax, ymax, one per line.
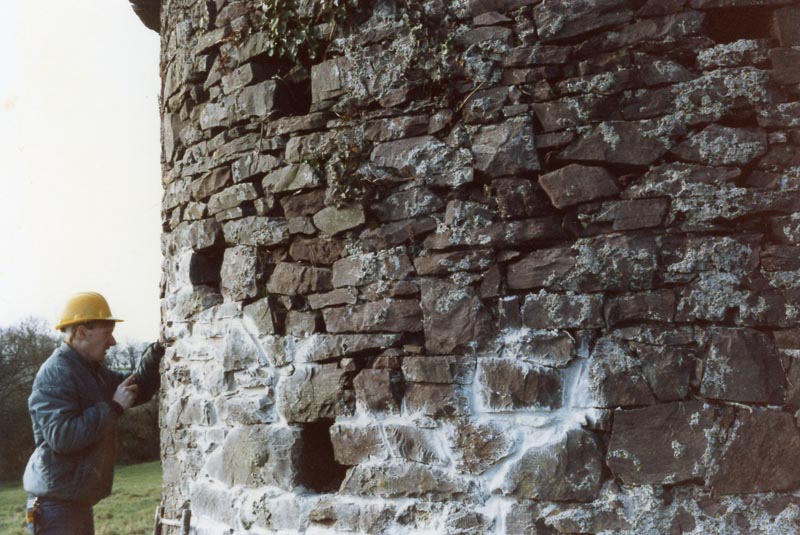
<box><xmin>26</xmin><ymin>495</ymin><xmax>94</xmax><ymax>535</ymax></box>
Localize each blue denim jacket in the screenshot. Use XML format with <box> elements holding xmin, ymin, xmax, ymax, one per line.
<box><xmin>23</xmin><ymin>342</ymin><xmax>162</xmax><ymax>505</ymax></box>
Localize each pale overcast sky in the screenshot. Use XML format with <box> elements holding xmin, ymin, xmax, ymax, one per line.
<box><xmin>0</xmin><ymin>2</ymin><xmax>163</xmax><ymax>342</ymax></box>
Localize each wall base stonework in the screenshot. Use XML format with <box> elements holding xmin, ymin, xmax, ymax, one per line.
<box><xmin>148</xmin><ymin>0</ymin><xmax>800</xmax><ymax>532</ymax></box>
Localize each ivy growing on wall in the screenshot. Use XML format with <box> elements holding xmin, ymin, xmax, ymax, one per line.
<box><xmin>257</xmin><ymin>0</ymin><xmax>367</xmax><ymax>64</ymax></box>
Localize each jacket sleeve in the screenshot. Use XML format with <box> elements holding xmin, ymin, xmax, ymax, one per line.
<box><xmin>29</xmin><ymin>368</ymin><xmax>118</xmax><ymax>455</ymax></box>
<box><xmin>132</xmin><ymin>342</ymin><xmax>164</xmax><ymax>406</ymax></box>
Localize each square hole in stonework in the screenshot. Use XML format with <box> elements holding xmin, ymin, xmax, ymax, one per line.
<box><xmin>704</xmin><ymin>6</ymin><xmax>774</xmax><ymax>43</ymax></box>
<box><xmin>297</xmin><ymin>420</ymin><xmax>348</xmax><ymax>493</ymax></box>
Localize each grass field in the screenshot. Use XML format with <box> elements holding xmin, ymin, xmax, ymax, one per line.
<box><xmin>0</xmin><ymin>461</ymin><xmax>161</xmax><ymax>535</ymax></box>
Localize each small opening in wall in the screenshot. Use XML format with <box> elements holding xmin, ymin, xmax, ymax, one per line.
<box><xmin>704</xmin><ymin>6</ymin><xmax>774</xmax><ymax>44</ymax></box>
<box><xmin>189</xmin><ymin>246</ymin><xmax>224</xmax><ymax>286</ymax></box>
<box><xmin>297</xmin><ymin>420</ymin><xmax>348</xmax><ymax>493</ymax></box>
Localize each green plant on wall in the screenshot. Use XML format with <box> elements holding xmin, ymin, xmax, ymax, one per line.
<box><xmin>258</xmin><ymin>0</ymin><xmax>365</xmax><ymax>64</ymax></box>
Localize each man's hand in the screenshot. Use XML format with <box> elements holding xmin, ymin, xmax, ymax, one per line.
<box><xmin>113</xmin><ymin>374</ymin><xmax>139</xmax><ymax>411</ymax></box>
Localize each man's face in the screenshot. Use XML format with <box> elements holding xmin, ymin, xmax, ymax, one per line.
<box><xmin>79</xmin><ymin>324</ymin><xmax>117</xmax><ymax>364</ymax></box>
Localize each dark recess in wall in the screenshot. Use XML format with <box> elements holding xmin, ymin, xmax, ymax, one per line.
<box><xmin>297</xmin><ymin>420</ymin><xmax>348</xmax><ymax>493</ymax></box>
<box><xmin>704</xmin><ymin>6</ymin><xmax>774</xmax><ymax>43</ymax></box>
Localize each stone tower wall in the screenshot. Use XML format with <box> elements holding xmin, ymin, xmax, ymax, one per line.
<box><xmin>153</xmin><ymin>0</ymin><xmax>800</xmax><ymax>532</ymax></box>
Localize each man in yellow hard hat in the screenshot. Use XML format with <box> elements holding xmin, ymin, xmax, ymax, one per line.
<box><xmin>22</xmin><ymin>292</ymin><xmax>164</xmax><ymax>535</ymax></box>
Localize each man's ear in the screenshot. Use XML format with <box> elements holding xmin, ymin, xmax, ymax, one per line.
<box><xmin>74</xmin><ymin>325</ymin><xmax>87</xmax><ymax>340</ymax></box>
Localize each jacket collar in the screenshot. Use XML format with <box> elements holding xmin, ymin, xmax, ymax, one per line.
<box><xmin>57</xmin><ymin>342</ymin><xmax>101</xmax><ymax>373</ymax></box>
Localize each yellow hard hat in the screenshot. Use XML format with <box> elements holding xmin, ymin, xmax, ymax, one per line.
<box><xmin>55</xmin><ymin>291</ymin><xmax>124</xmax><ymax>331</ymax></box>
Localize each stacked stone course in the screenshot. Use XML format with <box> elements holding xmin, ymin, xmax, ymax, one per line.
<box><xmin>144</xmin><ymin>0</ymin><xmax>800</xmax><ymax>531</ymax></box>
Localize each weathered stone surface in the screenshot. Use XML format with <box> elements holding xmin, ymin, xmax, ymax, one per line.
<box><xmin>220</xmin><ymin>246</ymin><xmax>259</xmax><ymax>301</ymax></box>
<box><xmin>340</xmin><ymin>462</ymin><xmax>470</xmax><ymax>499</ymax></box>
<box><xmin>208</xmin><ymin>183</ymin><xmax>258</xmax><ymax>215</ymax></box>
<box><xmin>215</xmin><ymin>392</ymin><xmax>278</xmax><ymax>426</ymax></box>
<box><xmin>178</xmin><ymin>218</ymin><xmax>222</xmax><ymax>251</ymax></box>
<box><xmin>404</xmin><ymin>384</ymin><xmax>470</xmax><ymax>419</ymax></box>
<box><xmin>451</xmin><ymin>421</ymin><xmax>517</xmax><ymax>475</ymax></box>
<box><xmin>384</xmin><ymin>425</ymin><xmax>447</xmax><ymax>465</ymax></box>
<box><xmin>761</xmin><ymin>245</ymin><xmax>800</xmax><ymax>271</ymax></box>
<box><xmin>263</xmin><ymin>163</ymin><xmax>321</xmax><ymax>193</ymax></box>
<box><xmin>500</xmin><ymin>328</ymin><xmax>576</xmax><ymax>367</ymax></box>
<box><xmin>692</xmin><ymin>0</ymin><xmax>789</xmax><ymax>5</ymax></box>
<box><xmin>285</xmin><ymin>310</ymin><xmax>319</xmax><ymax>335</ymax></box>
<box><xmin>370</xmin><ymin>135</ymin><xmax>474</xmax><ymax>187</ymax></box>
<box><xmin>698</xmin><ymin>328</ymin><xmax>785</xmax><ymax>404</ymax></box>
<box><xmin>709</xmin><ymin>409</ymin><xmax>800</xmax><ymax>494</ymax></box>
<box><xmin>770</xmin><ymin>47</ymin><xmax>800</xmax><ymax>84</ymax></box>
<box><xmin>758</xmin><ymin>102</ymin><xmax>800</xmax><ymax>128</ymax></box>
<box><xmin>478</xmin><ymin>358</ymin><xmax>562</xmax><ymax>410</ymax></box>
<box><xmin>357</xmin><ymin>217</ymin><xmax>438</xmax><ymax>252</ymax></box>
<box><xmin>353</xmin><ymin>369</ymin><xmax>400</xmax><ymax>413</ymax></box>
<box><xmin>510</xmin><ymin>235</ymin><xmax>658</xmax><ymax>293</ymax></box>
<box><xmin>308</xmin><ymin>288</ymin><xmax>358</xmax><ymax>310</ymax></box>
<box><xmin>457</xmin><ymin>26</ymin><xmax>514</xmax><ymax>49</ymax></box>
<box><xmin>279</xmin><ymin>365</ymin><xmax>355</xmax><ymax>423</ymax></box>
<box><xmin>539</xmin><ymin>164</ymin><xmax>620</xmax><ymax>208</ymax></box>
<box><xmin>671</xmin><ymin>125</ymin><xmax>768</xmax><ymax>166</ymax></box>
<box><xmin>311</xmin><ymin>57</ymin><xmax>349</xmax><ymax>103</ymax></box>
<box><xmin>534</xmin><ymin>0</ymin><xmax>632</xmax><ymax>42</ymax></box>
<box><xmin>592</xmin><ymin>198</ymin><xmax>670</xmax><ymax>231</ymax></box>
<box><xmin>305</xmin><ymin>499</ymin><xmax>398</xmax><ymax>534</ymax></box>
<box><xmin>330</xmin><ymin>423</ymin><xmax>386</xmax><ymax>465</ymax></box>
<box><xmin>364</xmin><ymin>115</ymin><xmax>428</xmax><ymax>142</ymax></box>
<box><xmin>287</xmin><ymin>216</ymin><xmax>316</xmax><ymax>235</ymax></box>
<box><xmin>469</xmin><ymin>0</ymin><xmax>540</xmax><ymax>16</ymax></box>
<box><xmin>471</xmin><ymin>116</ymin><xmax>540</xmax><ymax>176</ymax></box>
<box><xmin>323</xmin><ymin>299</ymin><xmax>423</xmax><ymax>333</ymax></box>
<box><xmin>172</xmin><ymin>285</ymin><xmax>223</xmax><ymax>321</ymax></box>
<box><xmin>462</xmin><ymin>86</ymin><xmax>509</xmax><ymax>124</ymax></box>
<box><xmin>490</xmin><ymin>178</ymin><xmax>552</xmax><ymax>219</ymax></box>
<box><xmin>503</xmin><ymin>429</ymin><xmax>603</xmax><ymax>502</ymax></box>
<box><xmin>332</xmin><ymin>250</ymin><xmax>414</xmax><ymax>287</ymax></box>
<box><xmin>292</xmin><ymin>334</ymin><xmax>401</xmax><ymax>362</ymax></box>
<box><xmin>424</xmin><ymin>216</ymin><xmax>566</xmax><ymax>249</ymax></box>
<box><xmin>635</xmin><ymin>343</ymin><xmax>694</xmax><ymax>401</ymax></box>
<box><xmin>604</xmin><ymin>290</ymin><xmax>676</xmax><ymax>327</ymax></box>
<box><xmin>697</xmin><ymin>39</ymin><xmax>770</xmax><ymax>70</ymax></box>
<box><xmin>578</xmin><ymin>11</ymin><xmax>706</xmax><ymax>55</ymax></box>
<box><xmin>221</xmin><ymin>327</ymin><xmax>260</xmax><ymax>371</ymax></box>
<box><xmin>231</xmin><ymin>152</ymin><xmax>281</xmax><ymax>183</ymax></box>
<box><xmin>772</xmin><ymin>6</ymin><xmax>800</xmax><ymax>47</ymax></box>
<box><xmin>312</xmin><ymin>206</ymin><xmax>366</xmax><ymax>236</ymax></box>
<box><xmin>279</xmin><ymin>188</ymin><xmax>326</xmax><ymax>218</ymax></box>
<box><xmin>371</xmin><ymin>187</ymin><xmax>444</xmax><ymax>222</ymax></box>
<box><xmin>205</xmin><ymin>425</ymin><xmax>300</xmax><ymax>489</ymax></box>
<box><xmin>190</xmin><ymin>481</ymin><xmax>237</xmax><ymax>527</ymax></box>
<box><xmin>607</xmin><ymin>401</ymin><xmax>715</xmax><ymax>485</ymax></box>
<box><xmin>420</xmin><ymin>280</ymin><xmax>494</xmax><ymax>354</ymax></box>
<box><xmin>402</xmin><ymin>356</ymin><xmax>476</xmax><ymax>385</ymax></box>
<box><xmin>221</xmin><ymin>62</ymin><xmax>267</xmax><ymax>94</ymax></box>
<box><xmin>236</xmin><ymin>80</ymin><xmax>281</xmax><ymax>118</ymax></box>
<box><xmin>588</xmin><ymin>337</ymin><xmax>657</xmax><ymax>407</ymax></box>
<box><xmin>414</xmin><ymin>249</ymin><xmax>495</xmax><ymax>276</ymax></box>
<box><xmin>289</xmin><ymin>237</ymin><xmax>346</xmax><ymax>265</ymax></box>
<box><xmin>266</xmin><ymin>262</ymin><xmax>333</xmax><ymax>295</ymax></box>
<box><xmin>508</xmin><ymin>246</ymin><xmax>577</xmax><ymax>289</ymax></box>
<box><xmin>222</xmin><ymin>216</ymin><xmax>290</xmax><ymax>246</ymax></box>
<box><xmin>557</xmin><ymin>121</ymin><xmax>670</xmax><ymax>167</ymax></box>
<box><xmin>199</xmin><ymin>99</ymin><xmax>233</xmax><ymax>130</ymax></box>
<box><xmin>522</xmin><ymin>292</ymin><xmax>605</xmax><ymax>329</ymax></box>
<box><xmin>532</xmin><ymin>95</ymin><xmax>615</xmax><ymax>132</ymax></box>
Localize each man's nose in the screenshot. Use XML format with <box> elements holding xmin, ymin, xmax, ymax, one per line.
<box><xmin>109</xmin><ymin>335</ymin><xmax>117</xmax><ymax>347</ymax></box>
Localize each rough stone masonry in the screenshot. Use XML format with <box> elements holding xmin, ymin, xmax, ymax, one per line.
<box><xmin>133</xmin><ymin>0</ymin><xmax>800</xmax><ymax>532</ymax></box>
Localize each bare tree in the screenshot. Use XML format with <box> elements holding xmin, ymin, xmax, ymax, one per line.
<box><xmin>106</xmin><ymin>341</ymin><xmax>148</xmax><ymax>372</ymax></box>
<box><xmin>0</xmin><ymin>318</ymin><xmax>59</xmax><ymax>478</ymax></box>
